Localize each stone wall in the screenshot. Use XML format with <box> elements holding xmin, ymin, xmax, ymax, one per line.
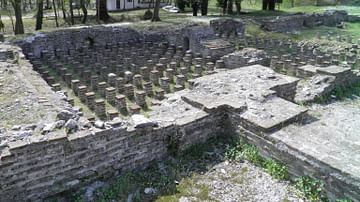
<box><xmin>261</xmin><ymin>10</ymin><xmax>348</xmax><ymax>33</ymax></box>
<box><xmin>1</xmin><ymin>24</ymin><xmax>232</xmax><ymax>201</ymax></box>
<box><xmin>210</xmin><ymin>19</ymin><xmax>245</xmax><ymax>38</ymax></box>
<box><xmin>222</xmin><ymin>48</ymin><xmax>270</xmax><ymax>69</ymax></box>
<box><xmin>0</xmin><ymin>44</ymin><xmax>18</xmax><ymax>61</ymax></box>
<box><xmin>172</xmin><ymin>26</ymin><xmax>217</xmax><ymax>53</ymax></box>
<box><xmin>228</xmin><ymin>115</ymin><xmax>360</xmax><ymax>201</ymax></box>
<box><xmin>18</xmin><ymin>24</ymin><xmax>218</xmax><ymax>60</ymax></box>
<box><xmin>0</xmin><ymin>112</ymin><xmax>222</xmax><ymax>201</ymax></box>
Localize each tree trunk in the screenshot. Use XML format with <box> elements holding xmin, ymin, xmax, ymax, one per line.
<box><xmin>222</xmin><ymin>0</ymin><xmax>227</xmax><ymax>14</ymax></box>
<box><xmin>45</xmin><ymin>0</ymin><xmax>50</xmax><ymax>9</ymax></box>
<box><xmin>191</xmin><ymin>1</ymin><xmax>198</xmax><ymax>16</ymax></box>
<box><xmin>291</xmin><ymin>0</ymin><xmax>294</xmax><ymax>7</ymax></box>
<box><xmin>6</xmin><ymin>9</ymin><xmax>15</xmax><ymax>32</ymax></box>
<box><xmin>11</xmin><ymin>0</ymin><xmax>24</xmax><ymax>34</ymax></box>
<box><xmin>227</xmin><ymin>0</ymin><xmax>233</xmax><ymax>15</ymax></box>
<box><xmin>151</xmin><ymin>0</ymin><xmax>161</xmax><ymax>21</ymax></box>
<box><xmin>96</xmin><ymin>0</ymin><xmax>110</xmax><ymax>21</ymax></box>
<box><xmin>200</xmin><ymin>0</ymin><xmax>208</xmax><ymax>16</ymax></box>
<box><xmin>262</xmin><ymin>0</ymin><xmax>268</xmax><ymax>10</ymax></box>
<box><xmin>35</xmin><ymin>0</ymin><xmax>43</xmax><ymax>30</ymax></box>
<box><xmin>235</xmin><ymin>0</ymin><xmax>241</xmax><ymax>15</ymax></box>
<box><xmin>0</xmin><ymin>15</ymin><xmax>3</xmax><ymax>32</ymax></box>
<box><xmin>69</xmin><ymin>0</ymin><xmax>74</xmax><ymax>24</ymax></box>
<box><xmin>52</xmin><ymin>0</ymin><xmax>58</xmax><ymax>27</ymax></box>
<box><xmin>269</xmin><ymin>0</ymin><xmax>275</xmax><ymax>10</ymax></box>
<box><xmin>80</xmin><ymin>0</ymin><xmax>87</xmax><ymax>23</ymax></box>
<box><xmin>61</xmin><ymin>0</ymin><xmax>66</xmax><ymax>19</ymax></box>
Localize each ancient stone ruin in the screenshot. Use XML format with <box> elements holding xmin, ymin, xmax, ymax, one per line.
<box><xmin>0</xmin><ymin>16</ymin><xmax>359</xmax><ymax>201</ymax></box>
<box><xmin>260</xmin><ymin>9</ymin><xmax>356</xmax><ymax>33</ymax></box>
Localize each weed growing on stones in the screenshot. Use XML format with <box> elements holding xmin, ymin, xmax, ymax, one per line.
<box><xmin>225</xmin><ymin>137</ymin><xmax>289</xmax><ymax>180</ymax></box>
<box><xmin>294</xmin><ymin>176</ymin><xmax>327</xmax><ymax>202</ymax></box>
<box><xmin>264</xmin><ymin>159</ymin><xmax>289</xmax><ymax>180</ymax></box>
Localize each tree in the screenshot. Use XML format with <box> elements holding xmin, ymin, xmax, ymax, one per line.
<box><xmin>262</xmin><ymin>0</ymin><xmax>275</xmax><ymax>11</ymax></box>
<box><xmin>69</xmin><ymin>0</ymin><xmax>75</xmax><ymax>25</ymax></box>
<box><xmin>222</xmin><ymin>0</ymin><xmax>227</xmax><ymax>14</ymax></box>
<box><xmin>235</xmin><ymin>0</ymin><xmax>242</xmax><ymax>14</ymax></box>
<box><xmin>151</xmin><ymin>0</ymin><xmax>161</xmax><ymax>21</ymax></box>
<box><xmin>5</xmin><ymin>8</ymin><xmax>15</xmax><ymax>32</ymax></box>
<box><xmin>96</xmin><ymin>0</ymin><xmax>110</xmax><ymax>21</ymax></box>
<box><xmin>177</xmin><ymin>0</ymin><xmax>186</xmax><ymax>12</ymax></box>
<box><xmin>10</xmin><ymin>0</ymin><xmax>24</xmax><ymax>34</ymax></box>
<box><xmin>52</xmin><ymin>0</ymin><xmax>59</xmax><ymax>27</ymax></box>
<box><xmin>191</xmin><ymin>0</ymin><xmax>199</xmax><ymax>16</ymax></box>
<box><xmin>201</xmin><ymin>0</ymin><xmax>208</xmax><ymax>16</ymax></box>
<box><xmin>45</xmin><ymin>0</ymin><xmax>51</xmax><ymax>9</ymax></box>
<box><xmin>227</xmin><ymin>0</ymin><xmax>233</xmax><ymax>15</ymax></box>
<box><xmin>60</xmin><ymin>0</ymin><xmax>66</xmax><ymax>19</ymax></box>
<box><xmin>80</xmin><ymin>0</ymin><xmax>87</xmax><ymax>23</ymax></box>
<box><xmin>218</xmin><ymin>0</ymin><xmax>236</xmax><ymax>15</ymax></box>
<box><xmin>0</xmin><ymin>14</ymin><xmax>4</xmax><ymax>32</ymax></box>
<box><xmin>35</xmin><ymin>0</ymin><xmax>44</xmax><ymax>30</ymax></box>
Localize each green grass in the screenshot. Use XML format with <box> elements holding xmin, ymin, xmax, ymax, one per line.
<box><xmin>264</xmin><ymin>159</ymin><xmax>289</xmax><ymax>180</ymax></box>
<box><xmin>156</xmin><ymin>178</ymin><xmax>214</xmax><ymax>202</ymax></box>
<box><xmin>224</xmin><ymin>137</ymin><xmax>289</xmax><ymax>180</ymax></box>
<box><xmin>294</xmin><ymin>176</ymin><xmax>327</xmax><ymax>202</ymax></box>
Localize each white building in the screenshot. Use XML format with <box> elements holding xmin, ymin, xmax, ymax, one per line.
<box><xmin>107</xmin><ymin>0</ymin><xmax>170</xmax><ymax>11</ymax></box>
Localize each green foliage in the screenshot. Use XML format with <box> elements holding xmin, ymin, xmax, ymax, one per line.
<box><xmin>224</xmin><ymin>137</ymin><xmax>245</xmax><ymax>162</ymax></box>
<box><xmin>264</xmin><ymin>159</ymin><xmax>289</xmax><ymax>180</ymax></box>
<box><xmin>241</xmin><ymin>144</ymin><xmax>264</xmax><ymax>166</ymax></box>
<box><xmin>294</xmin><ymin>176</ymin><xmax>327</xmax><ymax>202</ymax></box>
<box><xmin>216</xmin><ymin>0</ymin><xmax>224</xmax><ymax>8</ymax></box>
<box><xmin>96</xmin><ymin>172</ymin><xmax>145</xmax><ymax>201</ymax></box>
<box><xmin>225</xmin><ymin>137</ymin><xmax>289</xmax><ymax>180</ymax></box>
<box><xmin>71</xmin><ymin>193</ymin><xmax>83</xmax><ymax>202</ymax></box>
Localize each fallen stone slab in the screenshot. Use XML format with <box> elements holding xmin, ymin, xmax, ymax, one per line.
<box><xmin>130</xmin><ymin>114</ymin><xmax>158</xmax><ymax>129</ymax></box>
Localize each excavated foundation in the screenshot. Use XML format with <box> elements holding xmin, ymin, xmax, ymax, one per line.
<box><xmin>0</xmin><ymin>20</ymin><xmax>359</xmax><ymax>201</ymax></box>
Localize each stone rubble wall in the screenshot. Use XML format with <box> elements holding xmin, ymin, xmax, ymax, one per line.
<box><xmin>17</xmin><ymin>25</ymin><xmax>216</xmax><ymax>60</ymax></box>
<box><xmin>0</xmin><ymin>112</ymin><xmax>221</xmax><ymax>201</ymax></box>
<box><xmin>209</xmin><ymin>19</ymin><xmax>245</xmax><ymax>38</ymax></box>
<box><xmin>0</xmin><ymin>44</ymin><xmax>19</xmax><ymax>61</ymax></box>
<box><xmin>222</xmin><ymin>48</ymin><xmax>270</xmax><ymax>69</ymax></box>
<box><xmin>173</xmin><ymin>26</ymin><xmax>217</xmax><ymax>54</ymax></box>
<box><xmin>261</xmin><ymin>10</ymin><xmax>348</xmax><ymax>33</ymax></box>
